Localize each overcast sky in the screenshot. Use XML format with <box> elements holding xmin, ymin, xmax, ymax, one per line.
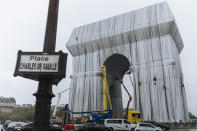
<box><xmin>0</xmin><ymin>0</ymin><xmax>197</xmax><ymax>115</ymax></box>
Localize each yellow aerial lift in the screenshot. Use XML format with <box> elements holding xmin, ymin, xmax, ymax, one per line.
<box><xmin>101</xmin><ymin>66</ymin><xmax>112</xmax><ymax>111</ymax></box>
<box><xmin>120</xmin><ymin>79</ymin><xmax>142</xmax><ymax>124</ymax></box>
<box><xmin>102</xmin><ymin>65</ymin><xmax>142</xmax><ymax>123</ymax></box>
<box><xmin>102</xmin><ymin>65</ymin><xmax>142</xmax><ymax>124</ymax></box>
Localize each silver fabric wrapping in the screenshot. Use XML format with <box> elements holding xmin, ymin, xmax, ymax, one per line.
<box><xmin>66</xmin><ymin>2</ymin><xmax>189</xmax><ymax>122</ymax></box>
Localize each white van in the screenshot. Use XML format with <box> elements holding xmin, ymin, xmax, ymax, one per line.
<box><xmin>104</xmin><ymin>119</ymin><xmax>136</xmax><ymax>131</ymax></box>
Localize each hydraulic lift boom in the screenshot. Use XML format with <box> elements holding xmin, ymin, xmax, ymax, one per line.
<box><xmin>52</xmin><ymin>88</ymin><xmax>71</xmax><ymax>118</ymax></box>
<box><xmin>120</xmin><ymin>80</ymin><xmax>132</xmax><ymax>119</ymax></box>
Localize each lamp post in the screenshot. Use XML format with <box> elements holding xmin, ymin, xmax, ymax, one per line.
<box><xmin>33</xmin><ymin>0</ymin><xmax>59</xmax><ymax>131</ymax></box>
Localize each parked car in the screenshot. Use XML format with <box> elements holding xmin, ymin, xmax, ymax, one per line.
<box><xmin>6</xmin><ymin>122</ymin><xmax>26</xmax><ymax>131</ymax></box>
<box><xmin>0</xmin><ymin>124</ymin><xmax>3</xmax><ymax>131</ymax></box>
<box><xmin>142</xmin><ymin>121</ymin><xmax>170</xmax><ymax>130</ymax></box>
<box><xmin>3</xmin><ymin>120</ymin><xmax>12</xmax><ymax>130</ymax></box>
<box><xmin>104</xmin><ymin>119</ymin><xmax>136</xmax><ymax>131</ymax></box>
<box><xmin>20</xmin><ymin>122</ymin><xmax>64</xmax><ymax>131</ymax></box>
<box><xmin>58</xmin><ymin>124</ymin><xmax>75</xmax><ymax>130</ymax></box>
<box><xmin>135</xmin><ymin>123</ymin><xmax>163</xmax><ymax>131</ymax></box>
<box><xmin>75</xmin><ymin>123</ymin><xmax>108</xmax><ymax>131</ymax></box>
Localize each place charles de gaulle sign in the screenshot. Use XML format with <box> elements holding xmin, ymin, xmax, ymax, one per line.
<box><xmin>14</xmin><ymin>50</ymin><xmax>67</xmax><ymax>85</ymax></box>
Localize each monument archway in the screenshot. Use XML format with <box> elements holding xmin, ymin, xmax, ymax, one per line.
<box><xmin>67</xmin><ymin>2</ymin><xmax>189</xmax><ymax>122</ymax></box>
<box><xmin>103</xmin><ymin>54</ymin><xmax>130</xmax><ymax>118</ymax></box>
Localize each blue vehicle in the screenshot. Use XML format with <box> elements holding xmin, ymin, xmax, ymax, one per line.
<box><xmin>64</xmin><ymin>66</ymin><xmax>113</xmax><ymax>124</ymax></box>
<box><xmin>88</xmin><ymin>110</ymin><xmax>112</xmax><ymax>124</ymax></box>
<box><xmin>64</xmin><ymin>104</ymin><xmax>112</xmax><ymax>124</ymax></box>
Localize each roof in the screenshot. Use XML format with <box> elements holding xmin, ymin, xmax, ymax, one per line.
<box><xmin>67</xmin><ymin>2</ymin><xmax>184</xmax><ymax>56</ymax></box>
<box><xmin>0</xmin><ymin>97</ymin><xmax>16</xmax><ymax>103</ymax></box>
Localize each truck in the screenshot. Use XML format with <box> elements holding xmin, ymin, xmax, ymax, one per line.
<box><xmin>120</xmin><ymin>75</ymin><xmax>142</xmax><ymax>124</ymax></box>
<box><xmin>127</xmin><ymin>110</ymin><xmax>142</xmax><ymax>124</ymax></box>
<box><xmin>64</xmin><ymin>104</ymin><xmax>112</xmax><ymax>124</ymax></box>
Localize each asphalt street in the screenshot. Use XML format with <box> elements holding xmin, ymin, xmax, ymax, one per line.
<box><xmin>170</xmin><ymin>129</ymin><xmax>197</xmax><ymax>131</ymax></box>
<box><xmin>1</xmin><ymin>128</ymin><xmax>197</xmax><ymax>131</ymax></box>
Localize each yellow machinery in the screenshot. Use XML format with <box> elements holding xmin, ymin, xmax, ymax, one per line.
<box><xmin>101</xmin><ymin>66</ymin><xmax>112</xmax><ymax>111</ymax></box>
<box><xmin>79</xmin><ymin>66</ymin><xmax>113</xmax><ymax>124</ymax></box>
<box><xmin>91</xmin><ymin>66</ymin><xmax>142</xmax><ymax>123</ymax></box>
<box><xmin>63</xmin><ymin>66</ymin><xmax>113</xmax><ymax>124</ymax></box>
<box><xmin>120</xmin><ymin>79</ymin><xmax>142</xmax><ymax>124</ymax></box>
<box><xmin>128</xmin><ymin>110</ymin><xmax>142</xmax><ymax>123</ymax></box>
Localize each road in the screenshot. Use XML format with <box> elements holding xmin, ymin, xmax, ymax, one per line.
<box><xmin>170</xmin><ymin>129</ymin><xmax>197</xmax><ymax>131</ymax></box>
<box><xmin>0</xmin><ymin>128</ymin><xmax>197</xmax><ymax>131</ymax></box>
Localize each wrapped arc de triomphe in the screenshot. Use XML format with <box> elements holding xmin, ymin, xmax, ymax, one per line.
<box><xmin>66</xmin><ymin>2</ymin><xmax>189</xmax><ymax>122</ymax></box>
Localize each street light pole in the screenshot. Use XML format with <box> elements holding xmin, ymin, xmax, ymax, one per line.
<box><xmin>33</xmin><ymin>0</ymin><xmax>59</xmax><ymax>131</ymax></box>
<box><xmin>43</xmin><ymin>0</ymin><xmax>59</xmax><ymax>53</ymax></box>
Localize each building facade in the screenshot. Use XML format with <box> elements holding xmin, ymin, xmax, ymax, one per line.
<box><xmin>0</xmin><ymin>96</ymin><xmax>16</xmax><ymax>109</ymax></box>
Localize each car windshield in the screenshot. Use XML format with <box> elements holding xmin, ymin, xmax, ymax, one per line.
<box><xmin>140</xmin><ymin>123</ymin><xmax>155</xmax><ymax>128</ymax></box>
<box><xmin>15</xmin><ymin>123</ymin><xmax>25</xmax><ymax>127</ymax></box>
<box><xmin>153</xmin><ymin>121</ymin><xmax>159</xmax><ymax>125</ymax></box>
<box><xmin>144</xmin><ymin>121</ymin><xmax>159</xmax><ymax>125</ymax></box>
<box><xmin>26</xmin><ymin>122</ymin><xmax>33</xmax><ymax>127</ymax></box>
<box><xmin>8</xmin><ymin>123</ymin><xmax>15</xmax><ymax>127</ymax></box>
<box><xmin>84</xmin><ymin>123</ymin><xmax>96</xmax><ymax>127</ymax></box>
<box><xmin>132</xmin><ymin>113</ymin><xmax>141</xmax><ymax>118</ymax></box>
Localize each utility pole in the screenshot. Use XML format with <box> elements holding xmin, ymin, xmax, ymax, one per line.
<box><xmin>33</xmin><ymin>0</ymin><xmax>59</xmax><ymax>131</ymax></box>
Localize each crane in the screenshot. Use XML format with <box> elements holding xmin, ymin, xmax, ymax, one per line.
<box><xmin>120</xmin><ymin>80</ymin><xmax>132</xmax><ymax>119</ymax></box>
<box><xmin>52</xmin><ymin>88</ymin><xmax>71</xmax><ymax>121</ymax></box>
<box><xmin>120</xmin><ymin>66</ymin><xmax>135</xmax><ymax>118</ymax></box>
<box><xmin>120</xmin><ymin>68</ymin><xmax>142</xmax><ymax>123</ymax></box>
<box><xmin>101</xmin><ymin>65</ymin><xmax>112</xmax><ymax>111</ymax></box>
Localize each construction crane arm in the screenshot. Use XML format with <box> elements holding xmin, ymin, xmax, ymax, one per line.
<box><xmin>58</xmin><ymin>88</ymin><xmax>71</xmax><ymax>94</ymax></box>
<box><xmin>52</xmin><ymin>88</ymin><xmax>70</xmax><ymax>118</ymax></box>
<box><xmin>120</xmin><ymin>80</ymin><xmax>132</xmax><ymax>119</ymax></box>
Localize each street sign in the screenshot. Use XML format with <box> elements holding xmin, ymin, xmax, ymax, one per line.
<box><xmin>19</xmin><ymin>54</ymin><xmax>59</xmax><ymax>72</ymax></box>
<box><xmin>14</xmin><ymin>50</ymin><xmax>67</xmax><ymax>85</ymax></box>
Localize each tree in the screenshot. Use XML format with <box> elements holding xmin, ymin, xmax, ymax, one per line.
<box><xmin>189</xmin><ymin>112</ymin><xmax>197</xmax><ymax>119</ymax></box>
<box><xmin>0</xmin><ymin>107</ymin><xmax>35</xmax><ymax>121</ymax></box>
<box><xmin>0</xmin><ymin>109</ymin><xmax>11</xmax><ymax>120</ymax></box>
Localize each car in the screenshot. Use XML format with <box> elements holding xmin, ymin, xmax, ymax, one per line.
<box><xmin>20</xmin><ymin>122</ymin><xmax>64</xmax><ymax>131</ymax></box>
<box><xmin>135</xmin><ymin>123</ymin><xmax>163</xmax><ymax>131</ymax></box>
<box><xmin>75</xmin><ymin>123</ymin><xmax>108</xmax><ymax>131</ymax></box>
<box><xmin>0</xmin><ymin>124</ymin><xmax>3</xmax><ymax>131</ymax></box>
<box><xmin>6</xmin><ymin>122</ymin><xmax>26</xmax><ymax>131</ymax></box>
<box><xmin>3</xmin><ymin>120</ymin><xmax>12</xmax><ymax>130</ymax></box>
<box><xmin>104</xmin><ymin>119</ymin><xmax>136</xmax><ymax>131</ymax></box>
<box><xmin>58</xmin><ymin>124</ymin><xmax>75</xmax><ymax>130</ymax></box>
<box><xmin>142</xmin><ymin>121</ymin><xmax>170</xmax><ymax>130</ymax></box>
